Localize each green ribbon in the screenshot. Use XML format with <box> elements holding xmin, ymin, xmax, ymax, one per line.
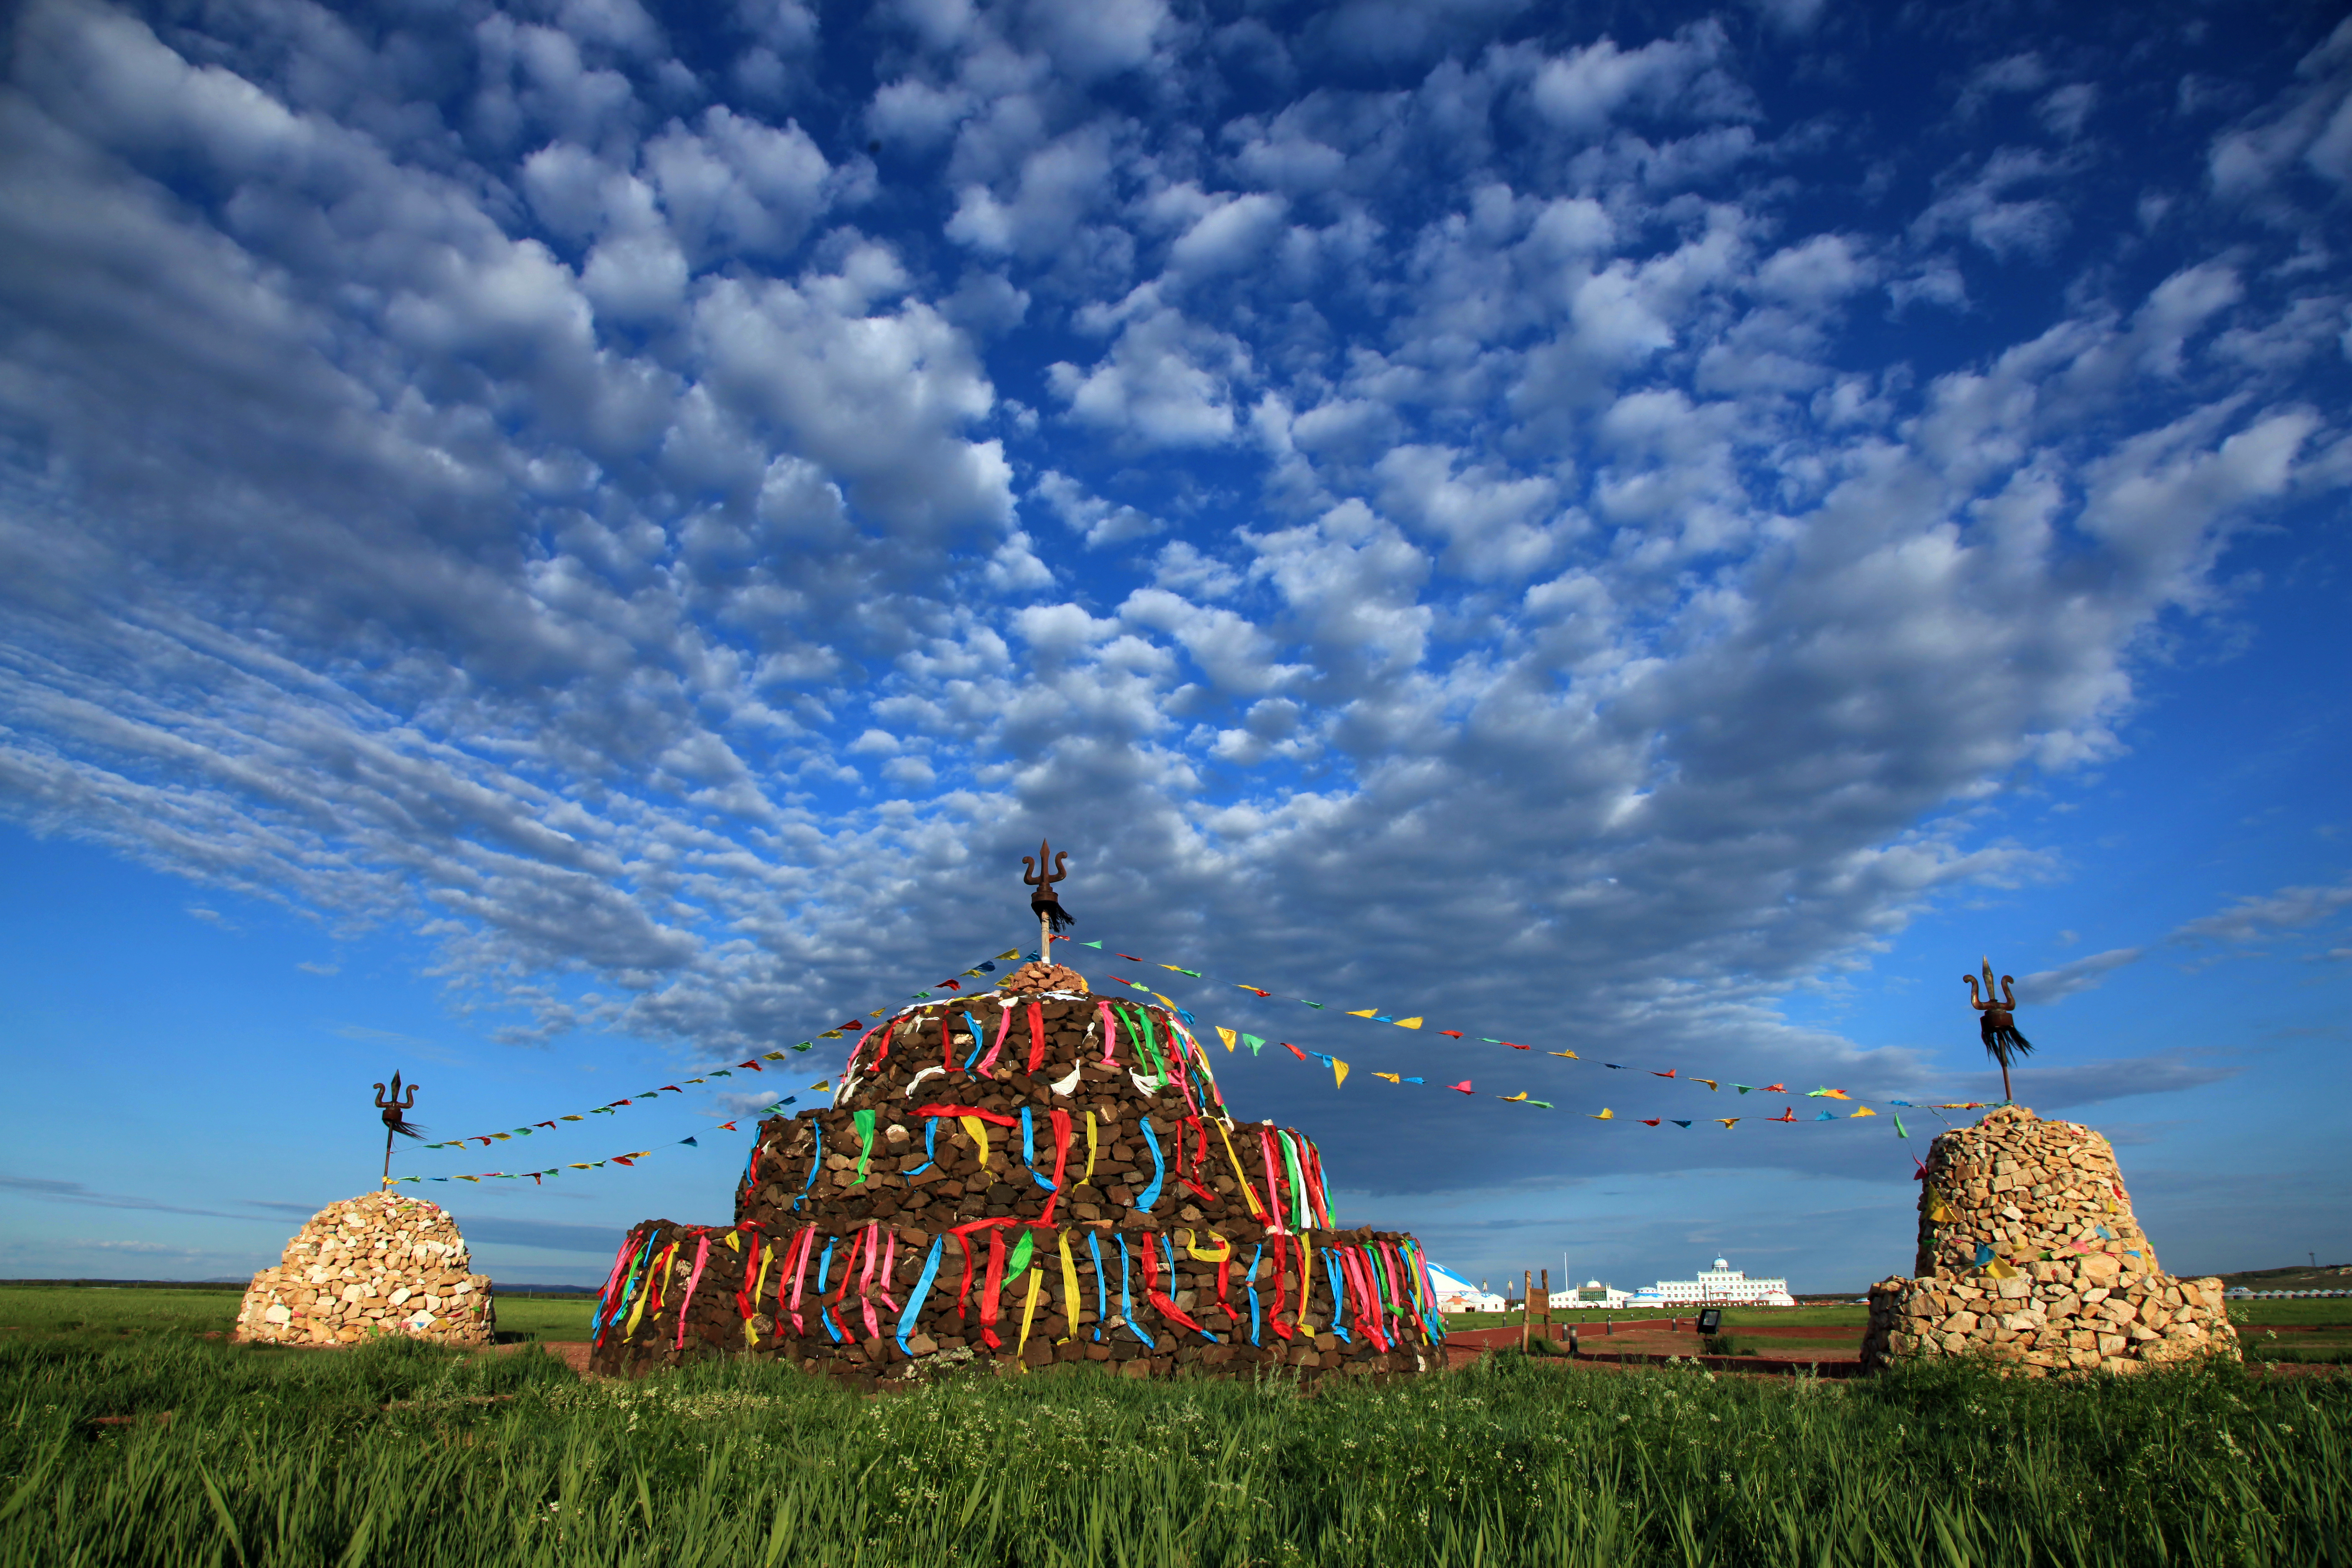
<box><xmin>851</xmin><ymin>1108</ymin><xmax>876</xmax><ymax>1184</ymax></box>
<box><xmin>1120</xmin><ymin>1003</ymin><xmax>1171</xmax><ymax>1088</ymax></box>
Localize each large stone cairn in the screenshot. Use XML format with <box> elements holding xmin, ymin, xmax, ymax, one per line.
<box><xmin>1862</xmin><ymin>1106</ymin><xmax>2236</xmax><ymax>1375</ymax></box>
<box><xmin>588</xmin><ymin>972</ymin><xmax>1447</xmax><ymax>1385</ymax></box>
<box><xmin>231</xmin><ymin>1191</ymin><xmax>495</xmax><ymax>1347</ymax></box>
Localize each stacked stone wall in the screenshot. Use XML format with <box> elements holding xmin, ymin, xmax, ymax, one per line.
<box><xmin>1862</xmin><ymin>1106</ymin><xmax>2235</xmax><ymax>1375</ymax></box>
<box><xmin>587</xmin><ymin>971</ymin><xmax>1446</xmax><ymax>1385</ymax></box>
<box><xmin>232</xmin><ymin>1191</ymin><xmax>495</xmax><ymax>1347</ymax></box>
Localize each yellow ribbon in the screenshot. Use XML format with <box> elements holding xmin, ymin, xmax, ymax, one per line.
<box><xmin>1181</xmin><ymin>1228</ymin><xmax>1231</xmax><ymax>1262</ymax></box>
<box><xmin>1213</xmin><ymin>1119</ymin><xmax>1266</xmax><ymax>1217</ymax></box>
<box><xmin>1015</xmin><ymin>1266</ymin><xmax>1046</xmax><ymax>1370</ymax></box>
<box><xmin>626</xmin><ymin>1240</ymin><xmax>675</xmax><ymax>1338</ymax></box>
<box><xmin>745</xmin><ymin>1242</ymin><xmax>775</xmax><ymax>1346</ymax></box>
<box><xmin>1057</xmin><ymin>1232</ymin><xmax>1084</xmax><ymax>1343</ymax></box>
<box><xmin>959</xmin><ymin>1115</ymin><xmax>990</xmax><ymax>1168</ymax></box>
<box><xmin>1083</xmin><ymin>1112</ymin><xmax>1098</xmax><ymax>1184</ymax></box>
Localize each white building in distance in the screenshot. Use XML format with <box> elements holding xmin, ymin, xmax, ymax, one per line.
<box><xmin>1424</xmin><ymin>1264</ymin><xmax>1506</xmax><ymax>1313</ymax></box>
<box><xmin>1551</xmin><ymin>1279</ymin><xmax>1634</xmax><ymax>1309</ymax></box>
<box><xmin>1628</xmin><ymin>1258</ymin><xmax>1794</xmax><ymax>1307</ymax></box>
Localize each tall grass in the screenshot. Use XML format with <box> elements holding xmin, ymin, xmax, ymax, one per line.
<box><xmin>3</xmin><ymin>1329</ymin><xmax>2344</xmax><ymax>1566</ymax></box>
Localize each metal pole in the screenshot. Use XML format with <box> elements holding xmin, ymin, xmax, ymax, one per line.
<box><xmin>1540</xmin><ymin>1268</ymin><xmax>1550</xmax><ymax>1342</ymax></box>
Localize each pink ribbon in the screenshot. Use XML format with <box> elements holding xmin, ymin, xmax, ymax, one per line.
<box><xmin>1258</xmin><ymin>1127</ymin><xmax>1287</xmax><ymax>1234</ymax></box>
<box><xmin>675</xmin><ymin>1233</ymin><xmax>713</xmax><ymax>1350</ymax></box>
<box><xmin>784</xmin><ymin>1224</ymin><xmax>817</xmax><ymax>1333</ymax></box>
<box><xmin>974</xmin><ymin>1002</ymin><xmax>1016</xmax><ymax>1075</ymax></box>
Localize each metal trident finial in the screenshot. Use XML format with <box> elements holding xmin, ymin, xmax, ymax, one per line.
<box><xmin>1962</xmin><ymin>957</ymin><xmax>2033</xmax><ymax>1104</ymax></box>
<box><xmin>373</xmin><ymin>1071</ymin><xmax>425</xmax><ymax>1186</ymax></box>
<box><xmin>1021</xmin><ymin>838</ymin><xmax>1076</xmax><ymax>936</ymax></box>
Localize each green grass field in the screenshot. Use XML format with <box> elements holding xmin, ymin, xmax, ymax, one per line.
<box><xmin>1447</xmin><ymin>1299</ymin><xmax>2342</xmax><ymax>1333</ymax></box>
<box><xmin>2</xmin><ymin>1286</ymin><xmax>2348</xmax><ymax>1565</ymax></box>
<box><xmin>0</xmin><ymin>1285</ymin><xmax>594</xmax><ymax>1344</ymax></box>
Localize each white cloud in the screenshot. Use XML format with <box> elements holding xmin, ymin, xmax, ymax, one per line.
<box><xmin>1525</xmin><ymin>21</ymin><xmax>1751</xmax><ymax>136</ymax></box>
<box><xmin>2016</xmin><ymin>947</ymin><xmax>2144</xmax><ymax>1003</ymax></box>
<box><xmin>1913</xmin><ymin>147</ymin><xmax>2072</xmax><ymax>262</ymax></box>
<box><xmin>1047</xmin><ymin>290</ymin><xmax>1251</xmax><ymax>447</ymax></box>
<box><xmin>1032</xmin><ymin>470</ymin><xmax>1163</xmax><ymax>548</ymax></box>
<box><xmin>645</xmin><ymin>107</ymin><xmax>841</xmax><ymax>265</ymax></box>
<box><xmin>1025</xmin><ymin>0</ymin><xmax>1172</xmax><ymax>80</ymax></box>
<box><xmin>0</xmin><ymin>0</ymin><xmax>2346</xmax><ymax>1146</ymax></box>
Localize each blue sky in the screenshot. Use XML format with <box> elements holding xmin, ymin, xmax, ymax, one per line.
<box><xmin>2</xmin><ymin>0</ymin><xmax>2347</xmax><ymax>1293</ymax></box>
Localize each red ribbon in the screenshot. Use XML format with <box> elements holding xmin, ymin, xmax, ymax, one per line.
<box><xmin>1026</xmin><ymin>1000</ymin><xmax>1047</xmax><ymax>1073</ymax></box>
<box><xmin>979</xmin><ymin>1231</ymin><xmax>1007</xmax><ymax>1349</ymax></box>
<box><xmin>1137</xmin><ymin>1235</ymin><xmax>1211</xmax><ymax>1338</ymax></box>
<box><xmin>1039</xmin><ymin>1108</ymin><xmax>1073</xmax><ymax>1225</ymax></box>
<box><xmin>916</xmin><ymin>1104</ymin><xmax>1019</xmax><ymax>1126</ymax></box>
<box><xmin>1266</xmin><ymin>1234</ymin><xmax>1293</xmax><ymax>1341</ymax></box>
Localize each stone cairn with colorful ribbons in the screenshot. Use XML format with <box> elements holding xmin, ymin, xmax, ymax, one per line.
<box><xmin>1862</xmin><ymin>1105</ymin><xmax>2237</xmax><ymax>1375</ymax></box>
<box><xmin>587</xmin><ymin>960</ymin><xmax>1446</xmax><ymax>1385</ymax></box>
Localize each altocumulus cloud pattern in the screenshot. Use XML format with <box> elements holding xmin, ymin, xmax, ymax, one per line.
<box><xmin>2</xmin><ymin>0</ymin><xmax>2348</xmax><ymax>1143</ymax></box>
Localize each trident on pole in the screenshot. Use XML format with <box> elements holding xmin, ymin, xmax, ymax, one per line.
<box><xmin>373</xmin><ymin>1072</ymin><xmax>425</xmax><ymax>1187</ymax></box>
<box><xmin>1022</xmin><ymin>838</ymin><xmax>1075</xmax><ymax>961</ymax></box>
<box><xmin>1963</xmin><ymin>958</ymin><xmax>2034</xmax><ymax>1103</ymax></box>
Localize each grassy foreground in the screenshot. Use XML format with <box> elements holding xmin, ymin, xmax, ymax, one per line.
<box><xmin>0</xmin><ymin>1284</ymin><xmax>593</xmax><ymax>1343</ymax></box>
<box><xmin>5</xmin><ymin>1323</ymin><xmax>2348</xmax><ymax>1566</ymax></box>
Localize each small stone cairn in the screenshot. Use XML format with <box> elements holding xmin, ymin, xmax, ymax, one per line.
<box><xmin>231</xmin><ymin>1191</ymin><xmax>495</xmax><ymax>1347</ymax></box>
<box><xmin>1862</xmin><ymin>1106</ymin><xmax>2236</xmax><ymax>1375</ymax></box>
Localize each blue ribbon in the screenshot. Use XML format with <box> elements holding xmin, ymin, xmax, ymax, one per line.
<box><xmin>1087</xmin><ymin>1231</ymin><xmax>1109</xmax><ymax>1341</ymax></box>
<box><xmin>895</xmin><ymin>1237</ymin><xmax>945</xmax><ymax>1356</ymax></box>
<box><xmin>1322</xmin><ymin>1249</ymin><xmax>1351</xmax><ymax>1343</ymax></box>
<box><xmin>1244</xmin><ymin>1242</ymin><xmax>1264</xmax><ymax>1346</ymax></box>
<box><xmin>1161</xmin><ymin>1235</ymin><xmax>1217</xmax><ymax>1342</ymax></box>
<box><xmin>1403</xmin><ymin>1241</ymin><xmax>1445</xmax><ymax>1341</ymax></box>
<box><xmin>962</xmin><ymin>1010</ymin><xmax>984</xmax><ymax>1067</ymax></box>
<box><xmin>906</xmin><ymin>1118</ymin><xmax>941</xmax><ymax>1180</ymax></box>
<box><xmin>1135</xmin><ymin>1118</ymin><xmax>1166</xmax><ymax>1210</ymax></box>
<box><xmin>1117</xmin><ymin>1234</ymin><xmax>1155</xmax><ymax>1347</ymax></box>
<box><xmin>792</xmin><ymin>1128</ymin><xmax>823</xmax><ymax>1212</ymax></box>
<box><xmin>815</xmin><ymin>1237</ymin><xmax>841</xmax><ymax>1343</ymax></box>
<box><xmin>1022</xmin><ymin>1107</ymin><xmax>1056</xmax><ymax>1191</ymax></box>
<box><xmin>592</xmin><ymin>1239</ymin><xmax>652</xmax><ymax>1338</ymax></box>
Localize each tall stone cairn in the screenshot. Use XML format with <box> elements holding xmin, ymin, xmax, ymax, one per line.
<box><xmin>231</xmin><ymin>1191</ymin><xmax>495</xmax><ymax>1347</ymax></box>
<box><xmin>1861</xmin><ymin>1106</ymin><xmax>2236</xmax><ymax>1375</ymax></box>
<box><xmin>587</xmin><ymin>962</ymin><xmax>1448</xmax><ymax>1386</ymax></box>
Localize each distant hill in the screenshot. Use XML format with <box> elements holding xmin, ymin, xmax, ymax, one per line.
<box><xmin>2215</xmin><ymin>1263</ymin><xmax>2351</xmax><ymax>1291</ymax></box>
<box><xmin>0</xmin><ymin>1277</ymin><xmax>601</xmax><ymax>1294</ymax></box>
